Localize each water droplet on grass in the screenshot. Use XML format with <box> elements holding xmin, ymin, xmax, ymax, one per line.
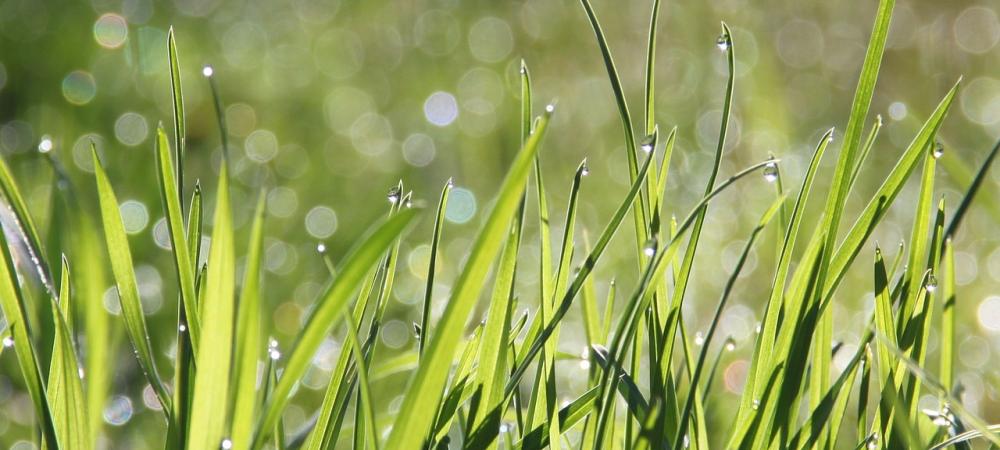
<box><xmin>317</xmin><ymin>243</ymin><xmax>327</xmax><ymax>254</ymax></box>
<box><xmin>926</xmin><ymin>274</ymin><xmax>938</xmax><ymax>292</ymax></box>
<box><xmin>643</xmin><ymin>238</ymin><xmax>657</xmax><ymax>257</ymax></box>
<box><xmin>933</xmin><ymin>141</ymin><xmax>944</xmax><ymax>159</ymax></box>
<box><xmin>763</xmin><ymin>161</ymin><xmax>779</xmax><ymax>183</ymax></box>
<box><xmin>387</xmin><ymin>185</ymin><xmax>401</xmax><ymax>204</ymax></box>
<box><xmin>202</xmin><ymin>65</ymin><xmax>214</xmax><ymax>77</ymax></box>
<box><xmin>581</xmin><ymin>159</ymin><xmax>590</xmax><ymax>176</ymax></box>
<box><xmin>221</xmin><ymin>438</ymin><xmax>233</xmax><ymax>449</ymax></box>
<box><xmin>716</xmin><ymin>33</ymin><xmax>731</xmax><ymax>51</ymax></box>
<box><xmin>2</xmin><ymin>336</ymin><xmax>13</xmax><ymax>347</ymax></box>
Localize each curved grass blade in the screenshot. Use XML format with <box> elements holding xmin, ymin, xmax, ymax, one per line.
<box><xmin>673</xmin><ymin>195</ymin><xmax>784</xmax><ymax>450</ymax></box>
<box><xmin>383</xmin><ymin>110</ymin><xmax>551</xmax><ymax>449</ymax></box>
<box><xmin>0</xmin><ymin>223</ymin><xmax>59</xmax><ymax>447</ymax></box>
<box><xmin>92</xmin><ymin>148</ymin><xmax>172</xmax><ymax>414</ymax></box>
<box><xmin>251</xmin><ymin>208</ymin><xmax>419</xmax><ymax>449</ymax></box>
<box><xmin>419</xmin><ymin>180</ymin><xmax>451</xmax><ymax>357</ymax></box>
<box><xmin>944</xmin><ymin>136</ymin><xmax>1000</xmax><ymax>240</ymax></box>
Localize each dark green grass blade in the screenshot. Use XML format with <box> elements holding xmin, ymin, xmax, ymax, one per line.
<box><xmin>167</xmin><ymin>27</ymin><xmax>186</xmax><ymax>200</ymax></box>
<box><xmin>252</xmin><ymin>208</ymin><xmax>418</xmax><ymax>449</ymax></box>
<box><xmin>384</xmin><ymin>111</ymin><xmax>551</xmax><ymax>450</ymax></box>
<box><xmin>343</xmin><ymin>311</ymin><xmax>378</xmax><ymax>450</ymax></box>
<box><xmin>92</xmin><ymin>148</ymin><xmax>172</xmax><ymax>414</ymax></box>
<box><xmin>419</xmin><ymin>180</ymin><xmax>451</xmax><ymax>357</ymax></box>
<box><xmin>944</xmin><ymin>137</ymin><xmax>1000</xmax><ymax>240</ymax></box>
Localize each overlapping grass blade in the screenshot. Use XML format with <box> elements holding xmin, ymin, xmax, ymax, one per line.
<box><xmin>383</xmin><ymin>108</ymin><xmax>551</xmax><ymax>449</ymax></box>
<box><xmin>419</xmin><ymin>180</ymin><xmax>451</xmax><ymax>357</ymax></box>
<box><xmin>252</xmin><ymin>207</ymin><xmax>418</xmax><ymax>449</ymax></box>
<box><xmin>230</xmin><ymin>191</ymin><xmax>266</xmax><ymax>449</ymax></box>
<box><xmin>47</xmin><ymin>257</ymin><xmax>89</xmax><ymax>449</ymax></box>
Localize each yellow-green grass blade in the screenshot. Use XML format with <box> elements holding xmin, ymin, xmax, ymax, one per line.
<box><xmin>92</xmin><ymin>148</ymin><xmax>172</xmax><ymax>414</ymax></box>
<box><xmin>673</xmin><ymin>195</ymin><xmax>784</xmax><ymax>450</ymax></box>
<box><xmin>47</xmin><ymin>257</ymin><xmax>89</xmax><ymax>450</ymax></box>
<box><xmin>187</xmin><ymin>162</ymin><xmax>236</xmax><ymax>450</ymax></box>
<box><xmin>659</xmin><ymin>22</ymin><xmax>735</xmax><ymax>378</ymax></box>
<box><xmin>383</xmin><ymin>110</ymin><xmax>552</xmax><ymax>450</ymax></box>
<box><xmin>514</xmin><ymin>387</ymin><xmax>599</xmax><ymax>449</ymax></box>
<box><xmin>154</xmin><ymin>125</ymin><xmax>200</xmax><ymax>354</ymax></box>
<box><xmin>847</xmin><ymin>115</ymin><xmax>884</xmax><ymax>194</ymax></box>
<box><xmin>940</xmin><ymin>239</ymin><xmax>955</xmax><ymax>392</ymax></box>
<box><xmin>251</xmin><ymin>207</ymin><xmax>418</xmax><ymax>449</ymax></box>
<box><xmin>230</xmin><ymin>191</ymin><xmax>266</xmax><ymax>450</ymax></box>
<box><xmin>737</xmin><ymin>129</ymin><xmax>833</xmax><ymax>431</ymax></box>
<box><xmin>875</xmin><ymin>333</ymin><xmax>1000</xmax><ymax>448</ymax></box>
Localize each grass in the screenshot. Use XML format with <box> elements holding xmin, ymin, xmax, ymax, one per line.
<box><xmin>0</xmin><ymin>0</ymin><xmax>998</xmax><ymax>449</ymax></box>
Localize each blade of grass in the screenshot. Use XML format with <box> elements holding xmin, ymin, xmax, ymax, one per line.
<box><xmin>383</xmin><ymin>110</ymin><xmax>552</xmax><ymax>450</ymax></box>
<box><xmin>230</xmin><ymin>191</ymin><xmax>266</xmax><ymax>449</ymax></box>
<box><xmin>419</xmin><ymin>180</ymin><xmax>451</xmax><ymax>357</ymax></box>
<box><xmin>47</xmin><ymin>257</ymin><xmax>89</xmax><ymax>450</ymax></box>
<box><xmin>92</xmin><ymin>147</ymin><xmax>172</xmax><ymax>414</ymax></box>
<box><xmin>167</xmin><ymin>27</ymin><xmax>186</xmax><ymax>202</ymax></box>
<box><xmin>251</xmin><ymin>208</ymin><xmax>418</xmax><ymax>449</ymax></box>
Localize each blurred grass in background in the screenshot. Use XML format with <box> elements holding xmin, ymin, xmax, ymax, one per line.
<box><xmin>1</xmin><ymin>0</ymin><xmax>1000</xmax><ymax>447</ymax></box>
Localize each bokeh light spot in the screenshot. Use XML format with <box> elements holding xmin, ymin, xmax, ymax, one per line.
<box><xmin>62</xmin><ymin>70</ymin><xmax>97</xmax><ymax>105</ymax></box>
<box><xmin>445</xmin><ymin>187</ymin><xmax>476</xmax><ymax>224</ymax></box>
<box><xmin>94</xmin><ymin>13</ymin><xmax>128</xmax><ymax>49</ymax></box>
<box><xmin>424</xmin><ymin>91</ymin><xmax>458</xmax><ymax>127</ymax></box>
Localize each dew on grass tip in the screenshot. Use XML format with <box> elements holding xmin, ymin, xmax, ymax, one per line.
<box><xmin>933</xmin><ymin>141</ymin><xmax>944</xmax><ymax>159</ymax></box>
<box><xmin>581</xmin><ymin>159</ymin><xmax>590</xmax><ymax>176</ymax></box>
<box><xmin>2</xmin><ymin>336</ymin><xmax>13</xmax><ymax>347</ymax></box>
<box><xmin>38</xmin><ymin>136</ymin><xmax>53</xmax><ymax>153</ymax></box>
<box><xmin>545</xmin><ymin>104</ymin><xmax>555</xmax><ymax>113</ymax></box>
<box><xmin>639</xmin><ymin>132</ymin><xmax>656</xmax><ymax>153</ymax></box>
<box><xmin>716</xmin><ymin>32</ymin><xmax>731</xmax><ymax>51</ymax></box>
<box><xmin>643</xmin><ymin>238</ymin><xmax>657</xmax><ymax>257</ymax></box>
<box><xmin>694</xmin><ymin>332</ymin><xmax>705</xmax><ymax>346</ymax></box>
<box><xmin>202</xmin><ymin>65</ymin><xmax>214</xmax><ymax>77</ymax></box>
<box><xmin>763</xmin><ymin>160</ymin><xmax>779</xmax><ymax>183</ymax></box>
<box><xmin>221</xmin><ymin>438</ymin><xmax>233</xmax><ymax>449</ymax></box>
<box><xmin>317</xmin><ymin>243</ymin><xmax>326</xmax><ymax>254</ymax></box>
<box><xmin>926</xmin><ymin>274</ymin><xmax>938</xmax><ymax>292</ymax></box>
<box><xmin>387</xmin><ymin>185</ymin><xmax>401</xmax><ymax>204</ymax></box>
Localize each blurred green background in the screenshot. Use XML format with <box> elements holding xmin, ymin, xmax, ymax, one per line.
<box><xmin>1</xmin><ymin>0</ymin><xmax>1000</xmax><ymax>447</ymax></box>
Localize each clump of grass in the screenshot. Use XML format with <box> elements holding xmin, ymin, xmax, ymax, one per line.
<box><xmin>0</xmin><ymin>0</ymin><xmax>998</xmax><ymax>449</ymax></box>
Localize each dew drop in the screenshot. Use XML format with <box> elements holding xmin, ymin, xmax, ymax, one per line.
<box><xmin>581</xmin><ymin>159</ymin><xmax>590</xmax><ymax>177</ymax></box>
<box><xmin>932</xmin><ymin>141</ymin><xmax>944</xmax><ymax>159</ymax></box>
<box><xmin>220</xmin><ymin>438</ymin><xmax>233</xmax><ymax>449</ymax></box>
<box><xmin>755</xmin><ymin>322</ymin><xmax>762</xmax><ymax>334</ymax></box>
<box><xmin>2</xmin><ymin>336</ymin><xmax>13</xmax><ymax>347</ymax></box>
<box><xmin>716</xmin><ymin>33</ymin><xmax>731</xmax><ymax>51</ymax></box>
<box><xmin>178</xmin><ymin>324</ymin><xmax>187</xmax><ymax>333</ymax></box>
<box><xmin>38</xmin><ymin>136</ymin><xmax>53</xmax><ymax>153</ymax></box>
<box><xmin>926</xmin><ymin>274</ymin><xmax>938</xmax><ymax>292</ymax></box>
<box><xmin>763</xmin><ymin>161</ymin><xmax>779</xmax><ymax>183</ymax></box>
<box><xmin>446</xmin><ymin>177</ymin><xmax>455</xmax><ymax>188</ymax></box>
<box><xmin>317</xmin><ymin>243</ymin><xmax>327</xmax><ymax>254</ymax></box>
<box><xmin>387</xmin><ymin>185</ymin><xmax>401</xmax><ymax>204</ymax></box>
<box><xmin>413</xmin><ymin>322</ymin><xmax>422</xmax><ymax>339</ymax></box>
<box><xmin>694</xmin><ymin>332</ymin><xmax>705</xmax><ymax>346</ymax></box>
<box><xmin>269</xmin><ymin>349</ymin><xmax>281</xmax><ymax>360</ymax></box>
<box><xmin>202</xmin><ymin>65</ymin><xmax>214</xmax><ymax>78</ymax></box>
<box><xmin>639</xmin><ymin>133</ymin><xmax>656</xmax><ymax>153</ymax></box>
<box><xmin>725</xmin><ymin>338</ymin><xmax>736</xmax><ymax>352</ymax></box>
<box><xmin>405</xmin><ymin>197</ymin><xmax>413</xmax><ymax>208</ymax></box>
<box><xmin>545</xmin><ymin>104</ymin><xmax>555</xmax><ymax>113</ymax></box>
<box><xmin>751</xmin><ymin>399</ymin><xmax>760</xmax><ymax>410</ymax></box>
<box><xmin>643</xmin><ymin>238</ymin><xmax>657</xmax><ymax>257</ymax></box>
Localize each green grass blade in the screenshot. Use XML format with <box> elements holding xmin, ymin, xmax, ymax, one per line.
<box><xmin>343</xmin><ymin>311</ymin><xmax>378</xmax><ymax>450</ymax></box>
<box><xmin>47</xmin><ymin>257</ymin><xmax>89</xmax><ymax>450</ymax></box>
<box><xmin>230</xmin><ymin>191</ymin><xmax>266</xmax><ymax>449</ymax></box>
<box><xmin>940</xmin><ymin>239</ymin><xmax>955</xmax><ymax>391</ymax></box>
<box><xmin>0</xmin><ymin>221</ymin><xmax>59</xmax><ymax>447</ymax></box>
<box><xmin>419</xmin><ymin>180</ymin><xmax>450</xmax><ymax>357</ymax></box>
<box><xmin>252</xmin><ymin>208</ymin><xmax>418</xmax><ymax>449</ymax></box>
<box><xmin>384</xmin><ymin>110</ymin><xmax>552</xmax><ymax>450</ymax></box>
<box><xmin>944</xmin><ymin>137</ymin><xmax>1000</xmax><ymax>240</ymax></box>
<box><xmin>187</xmin><ymin>163</ymin><xmax>236</xmax><ymax>450</ymax></box>
<box><xmin>92</xmin><ymin>147</ymin><xmax>172</xmax><ymax>414</ymax></box>
<box><xmin>154</xmin><ymin>125</ymin><xmax>200</xmax><ymax>353</ymax></box>
<box><xmin>167</xmin><ymin>27</ymin><xmax>186</xmax><ymax>200</ymax></box>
